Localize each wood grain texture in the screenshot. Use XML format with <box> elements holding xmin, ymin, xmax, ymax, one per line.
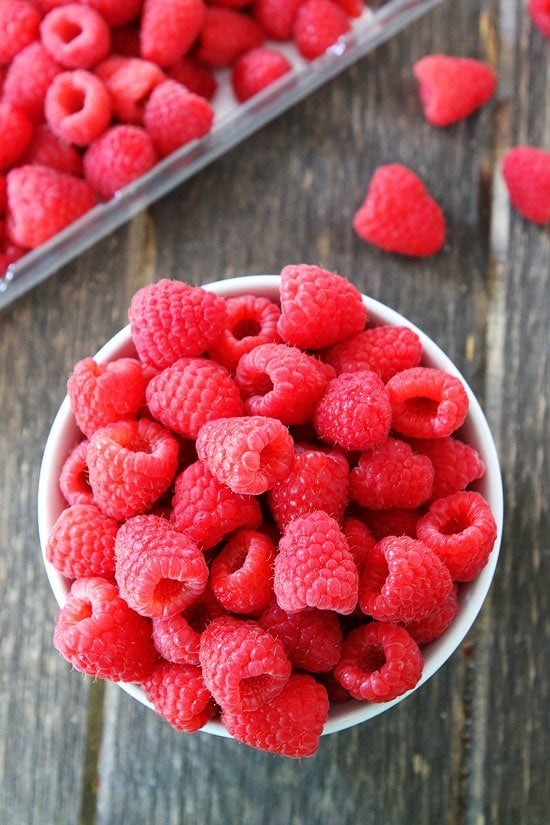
<box><xmin>0</xmin><ymin>1</ymin><xmax>547</xmax><ymax>823</ymax></box>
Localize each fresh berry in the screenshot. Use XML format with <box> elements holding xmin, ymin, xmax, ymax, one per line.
<box><xmin>413</xmin><ymin>55</ymin><xmax>497</xmax><ymax>127</ymax></box>
<box><xmin>221</xmin><ymin>673</ymin><xmax>329</xmax><ymax>757</ymax></box>
<box><xmin>407</xmin><ymin>436</ymin><xmax>485</xmax><ymax>500</ymax></box>
<box><xmin>209</xmin><ymin>529</ymin><xmax>276</xmax><ymax>614</ymax></box>
<box><xmin>2</xmin><ymin>41</ymin><xmax>62</xmax><ymax>122</ymax></box>
<box><xmin>40</xmin><ymin>4</ymin><xmax>112</xmax><ymax>69</ymax></box>
<box><xmin>45</xmin><ymin>69</ymin><xmax>112</xmax><ymax>147</ymax></box>
<box><xmin>313</xmin><ymin>370</ymin><xmax>392</xmax><ymax>451</ymax></box>
<box><xmin>83</xmin><ymin>125</ymin><xmax>158</xmax><ymax>200</ymax></box>
<box><xmin>259</xmin><ymin>600</ymin><xmax>343</xmax><ymax>672</ymax></box>
<box><xmin>355</xmin><ymin>506</ymin><xmax>425</xmax><ymax>541</ymax></box>
<box><xmin>94</xmin><ymin>56</ymin><xmax>165</xmax><ymax>124</ymax></box>
<box><xmin>86</xmin><ymin>418</ymin><xmax>180</xmax><ymax>521</ymax></box>
<box><xmin>45</xmin><ymin>503</ymin><xmax>118</xmax><ymax>579</ymax></box>
<box><xmin>231</xmin><ymin>46</ymin><xmax>292</xmax><ymax>102</ymax></box>
<box><xmin>293</xmin><ymin>0</ymin><xmax>351</xmax><ymax>61</ymax></box>
<box><xmin>82</xmin><ymin>0</ymin><xmax>143</xmax><ymax>28</ymax></box>
<box><xmin>252</xmin><ymin>0</ymin><xmax>302</xmax><ymax>40</ymax></box>
<box><xmin>353</xmin><ymin>163</ymin><xmax>446</xmax><ymax>257</ymax></box>
<box><xmin>416</xmin><ymin>491</ymin><xmax>498</xmax><ymax>581</ymax></box>
<box><xmin>140</xmin><ymin>0</ymin><xmax>206</xmax><ymax>66</ymax></box>
<box><xmin>277</xmin><ymin>263</ymin><xmax>367</xmax><ymax>349</ymax></box>
<box><xmin>341</xmin><ymin>515</ymin><xmax>376</xmax><ymax>571</ymax></box>
<box><xmin>151</xmin><ymin>586</ymin><xmax>227</xmax><ymax>665</ymax></box>
<box><xmin>349</xmin><ymin>436</ymin><xmax>434</xmax><ymax>509</ymax></box>
<box><xmin>18</xmin><ymin>123</ymin><xmax>83</xmax><ymax>177</ymax></box>
<box><xmin>207</xmin><ymin>294</ymin><xmax>282</xmax><ymax>371</ymax></box>
<box><xmin>0</xmin><ymin>101</ymin><xmax>34</xmax><ymax>171</ymax></box>
<box><xmin>502</xmin><ymin>146</ymin><xmax>550</xmax><ymax>224</ymax></box>
<box><xmin>273</xmin><ymin>511</ymin><xmax>359</xmax><ymax>614</ymax></box>
<box><xmin>143</xmin><ymin>78</ymin><xmax>214</xmax><ymax>157</ymax></box>
<box><xmin>0</xmin><ymin>1</ymin><xmax>41</xmax><ymax>66</ymax></box>
<box><xmin>114</xmin><ymin>514</ymin><xmax>209</xmax><ymax>618</ymax></box>
<box><xmin>199</xmin><ymin>615</ymin><xmax>292</xmax><ymax>712</ymax></box>
<box><xmin>53</xmin><ymin>576</ymin><xmax>159</xmax><ymax>681</ymax></box>
<box><xmin>403</xmin><ymin>583</ymin><xmax>459</xmax><ymax>645</ymax></box>
<box><xmin>166</xmin><ymin>55</ymin><xmax>218</xmax><ymax>101</ymax></box>
<box><xmin>529</xmin><ymin>0</ymin><xmax>550</xmax><ymax>37</ymax></box>
<box><xmin>58</xmin><ymin>440</ymin><xmax>94</xmax><ymax>506</ymax></box>
<box><xmin>333</xmin><ymin>621</ymin><xmax>423</xmax><ymax>702</ymax></box>
<box><xmin>142</xmin><ymin>661</ymin><xmax>216</xmax><ymax>732</ymax></box>
<box><xmin>194</xmin><ymin>8</ymin><xmax>265</xmax><ymax>67</ymax></box>
<box><xmin>322</xmin><ymin>325</ymin><xmax>423</xmax><ymax>383</ymax></box>
<box><xmin>386</xmin><ymin>367</ymin><xmax>469</xmax><ymax>438</ymax></box>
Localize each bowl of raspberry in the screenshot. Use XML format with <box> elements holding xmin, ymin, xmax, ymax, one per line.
<box><xmin>38</xmin><ymin>265</ymin><xmax>503</xmax><ymax>758</ymax></box>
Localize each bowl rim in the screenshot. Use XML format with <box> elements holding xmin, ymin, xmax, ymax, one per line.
<box><xmin>38</xmin><ymin>274</ymin><xmax>504</xmax><ymax>737</ymax></box>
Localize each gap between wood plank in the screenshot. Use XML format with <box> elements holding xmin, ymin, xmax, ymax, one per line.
<box><xmin>78</xmin><ymin>680</ymin><xmax>106</xmax><ymax>825</ymax></box>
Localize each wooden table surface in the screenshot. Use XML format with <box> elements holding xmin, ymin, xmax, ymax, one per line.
<box><xmin>0</xmin><ymin>1</ymin><xmax>548</xmax><ymax>823</ymax></box>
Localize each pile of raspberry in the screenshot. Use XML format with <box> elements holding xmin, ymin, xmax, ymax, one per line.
<box><xmin>46</xmin><ymin>263</ymin><xmax>498</xmax><ymax>757</ymax></box>
<box><xmin>0</xmin><ymin>0</ymin><xmax>363</xmax><ymax>273</ymax></box>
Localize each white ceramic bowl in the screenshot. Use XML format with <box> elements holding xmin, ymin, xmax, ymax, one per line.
<box><xmin>38</xmin><ymin>275</ymin><xmax>504</xmax><ymax>737</ymax></box>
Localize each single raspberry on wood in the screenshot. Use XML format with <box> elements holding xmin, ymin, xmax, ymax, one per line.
<box><xmin>322</xmin><ymin>325</ymin><xmax>423</xmax><ymax>383</ymax></box>
<box><xmin>529</xmin><ymin>0</ymin><xmax>550</xmax><ymax>37</ymax></box>
<box><xmin>502</xmin><ymin>146</ymin><xmax>550</xmax><ymax>224</ymax></box>
<box><xmin>46</xmin><ymin>503</ymin><xmax>118</xmax><ymax>579</ymax></box>
<box><xmin>142</xmin><ymin>661</ymin><xmax>216</xmax><ymax>732</ymax></box>
<box><xmin>386</xmin><ymin>366</ymin><xmax>469</xmax><ymax>438</ymax></box>
<box><xmin>209</xmin><ymin>529</ymin><xmax>276</xmax><ymax>615</ymax></box>
<box><xmin>413</xmin><ymin>55</ymin><xmax>497</xmax><ymax>127</ymax></box>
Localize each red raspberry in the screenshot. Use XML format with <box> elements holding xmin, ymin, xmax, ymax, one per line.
<box><xmin>342</xmin><ymin>516</ymin><xmax>376</xmax><ymax>571</ymax></box>
<box><xmin>46</xmin><ymin>503</ymin><xmax>118</xmax><ymax>579</ymax></box>
<box><xmin>40</xmin><ymin>4</ymin><xmax>111</xmax><ymax>69</ymax></box>
<box><xmin>151</xmin><ymin>586</ymin><xmax>227</xmax><ymax>665</ymax></box>
<box><xmin>83</xmin><ymin>125</ymin><xmax>158</xmax><ymax>200</ymax></box>
<box><xmin>416</xmin><ymin>491</ymin><xmax>498</xmax><ymax>581</ymax></box>
<box><xmin>313</xmin><ymin>370</ymin><xmax>392</xmax><ymax>451</ymax></box>
<box><xmin>235</xmin><ymin>343</ymin><xmax>335</xmax><ymax>425</ymax></box>
<box><xmin>2</xmin><ymin>41</ymin><xmax>62</xmax><ymax>122</ymax></box>
<box><xmin>196</xmin><ymin>415</ymin><xmax>294</xmax><ymax>495</ymax></box>
<box><xmin>403</xmin><ymin>583</ymin><xmax>459</xmax><ymax>646</ymax></box>
<box><xmin>171</xmin><ymin>461</ymin><xmax>262</xmax><ymax>549</ymax></box>
<box><xmin>408</xmin><ymin>436</ymin><xmax>485</xmax><ymax>500</ymax></box>
<box><xmin>81</xmin><ymin>0</ymin><xmax>143</xmax><ymax>28</ymax></box>
<box><xmin>413</xmin><ymin>55</ymin><xmax>497</xmax><ymax>127</ymax></box>
<box><xmin>0</xmin><ymin>101</ymin><xmax>34</xmax><ymax>171</ymax></box>
<box><xmin>273</xmin><ymin>511</ymin><xmax>359</xmax><ymax>615</ymax></box>
<box><xmin>18</xmin><ymin>123</ymin><xmax>83</xmax><ymax>177</ymax></box>
<box><xmin>210</xmin><ymin>529</ymin><xmax>276</xmax><ymax>614</ymax></box>
<box><xmin>322</xmin><ymin>325</ymin><xmax>423</xmax><ymax>383</ymax></box>
<box><xmin>86</xmin><ymin>418</ymin><xmax>180</xmax><ymax>521</ymax></box>
<box><xmin>353</xmin><ymin>164</ymin><xmax>446</xmax><ymax>257</ymax></box>
<box><xmin>358</xmin><ymin>535</ymin><xmax>453</xmax><ymax>623</ymax></box>
<box><xmin>293</xmin><ymin>0</ymin><xmax>351</xmax><ymax>61</ymax></box>
<box><xmin>529</xmin><ymin>0</ymin><xmax>550</xmax><ymax>37</ymax></box>
<box><xmin>128</xmin><ymin>279</ymin><xmax>228</xmax><ymax>369</ymax></box>
<box><xmin>259</xmin><ymin>600</ymin><xmax>343</xmax><ymax>672</ymax></box>
<box><xmin>142</xmin><ymin>661</ymin><xmax>216</xmax><ymax>732</ymax></box>
<box><xmin>67</xmin><ymin>356</ymin><xmax>146</xmax><ymax>438</ymax></box>
<box><xmin>502</xmin><ymin>146</ymin><xmax>550</xmax><ymax>224</ymax></box>
<box><xmin>349</xmin><ymin>437</ymin><xmax>434</xmax><ymax>510</ymax></box>
<box><xmin>146</xmin><ymin>358</ymin><xmax>244</xmax><ymax>439</ymax></box>
<box><xmin>140</xmin><ymin>0</ymin><xmax>205</xmax><ymax>66</ymax></box>
<box><xmin>207</xmin><ymin>294</ymin><xmax>282</xmax><ymax>371</ymax></box>
<box><xmin>115</xmin><ymin>514</ymin><xmax>209</xmax><ymax>618</ymax></box>
<box><xmin>0</xmin><ymin>0</ymin><xmax>41</xmax><ymax>65</ymax></box>
<box><xmin>59</xmin><ymin>440</ymin><xmax>94</xmax><ymax>506</ymax></box>
<box><xmin>166</xmin><ymin>55</ymin><xmax>217</xmax><ymax>101</ymax></box>
<box><xmin>277</xmin><ymin>263</ymin><xmax>367</xmax><ymax>350</ymax></box>
<box><xmin>333</xmin><ymin>0</ymin><xmax>363</xmax><ymax>15</ymax></box>
<box><xmin>221</xmin><ymin>673</ymin><xmax>329</xmax><ymax>757</ymax></box>
<box><xmin>231</xmin><ymin>47</ymin><xmax>292</xmax><ymax>102</ymax></box>
<box><xmin>333</xmin><ymin>621</ymin><xmax>423</xmax><ymax>702</ymax></box>
<box><xmin>6</xmin><ymin>164</ymin><xmax>96</xmax><ymax>249</ymax></box>
<box><xmin>199</xmin><ymin>615</ymin><xmax>292</xmax><ymax>712</ymax></box>
<box><xmin>53</xmin><ymin>576</ymin><xmax>159</xmax><ymax>681</ymax></box>
<box><xmin>95</xmin><ymin>56</ymin><xmax>165</xmax><ymax>124</ymax></box>
<box><xmin>386</xmin><ymin>367</ymin><xmax>469</xmax><ymax>438</ymax></box>
<box><xmin>355</xmin><ymin>506</ymin><xmax>424</xmax><ymax>541</ymax></box>
<box><xmin>195</xmin><ymin>8</ymin><xmax>265</xmax><ymax>68</ymax></box>
<box><xmin>45</xmin><ymin>69</ymin><xmax>112</xmax><ymax>147</ymax></box>
<box><xmin>143</xmin><ymin>79</ymin><xmax>214</xmax><ymax>157</ymax></box>
<box><xmin>267</xmin><ymin>444</ymin><xmax>349</xmax><ymax>530</ymax></box>
<box><xmin>252</xmin><ymin>0</ymin><xmax>302</xmax><ymax>40</ymax></box>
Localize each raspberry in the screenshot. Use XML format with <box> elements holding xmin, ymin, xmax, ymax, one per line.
<box><xmin>408</xmin><ymin>436</ymin><xmax>485</xmax><ymax>500</ymax></box>
<box><xmin>0</xmin><ymin>0</ymin><xmax>41</xmax><ymax>66</ymax></box>
<box><xmin>83</xmin><ymin>125</ymin><xmax>158</xmax><ymax>200</ymax></box>
<box><xmin>195</xmin><ymin>9</ymin><xmax>265</xmax><ymax>68</ymax></box>
<box><xmin>235</xmin><ymin>343</ymin><xmax>335</xmax><ymax>425</ymax></box>
<box><xmin>115</xmin><ymin>514</ymin><xmax>209</xmax><ymax>618</ymax></box>
<box><xmin>171</xmin><ymin>460</ymin><xmax>262</xmax><ymax>549</ymax></box>
<box><xmin>45</xmin><ymin>503</ymin><xmax>118</xmax><ymax>579</ymax></box>
<box><xmin>2</xmin><ymin>41</ymin><xmax>62</xmax><ymax>122</ymax></box>
<box><xmin>140</xmin><ymin>0</ymin><xmax>206</xmax><ymax>66</ymax></box>
<box><xmin>81</xmin><ymin>0</ymin><xmax>143</xmax><ymax>28</ymax></box>
<box><xmin>151</xmin><ymin>586</ymin><xmax>227</xmax><ymax>665</ymax></box>
<box><xmin>94</xmin><ymin>56</ymin><xmax>165</xmax><ymax>124</ymax></box>
<box><xmin>273</xmin><ymin>511</ymin><xmax>359</xmax><ymax>614</ymax></box>
<box><xmin>142</xmin><ymin>661</ymin><xmax>216</xmax><ymax>732</ymax></box>
<box><xmin>40</xmin><ymin>4</ymin><xmax>111</xmax><ymax>69</ymax></box>
<box><xmin>502</xmin><ymin>146</ymin><xmax>550</xmax><ymax>224</ymax></box>
<box><xmin>342</xmin><ymin>516</ymin><xmax>376</xmax><ymax>570</ymax></box>
<box><xmin>0</xmin><ymin>101</ymin><xmax>34</xmax><ymax>172</ymax></box>
<box><xmin>416</xmin><ymin>491</ymin><xmax>498</xmax><ymax>581</ymax></box>
<box><xmin>358</xmin><ymin>535</ymin><xmax>453</xmax><ymax>623</ymax></box>
<box><xmin>209</xmin><ymin>529</ymin><xmax>276</xmax><ymax>614</ymax></box>
<box><xmin>199</xmin><ymin>615</ymin><xmax>292</xmax><ymax>712</ymax></box>
<box><xmin>277</xmin><ymin>263</ymin><xmax>367</xmax><ymax>350</ymax></box>
<box><xmin>529</xmin><ymin>0</ymin><xmax>550</xmax><ymax>37</ymax></box>
<box><xmin>207</xmin><ymin>294</ymin><xmax>282</xmax><ymax>371</ymax></box>
<box><xmin>221</xmin><ymin>673</ymin><xmax>329</xmax><ymax>757</ymax></box>
<box><xmin>252</xmin><ymin>0</ymin><xmax>302</xmax><ymax>40</ymax></box>
<box><xmin>143</xmin><ymin>79</ymin><xmax>214</xmax><ymax>158</ymax></box>
<box><xmin>413</xmin><ymin>55</ymin><xmax>497</xmax><ymax>127</ymax></box>
<box><xmin>166</xmin><ymin>55</ymin><xmax>217</xmax><ymax>101</ymax></box>
<box><xmin>355</xmin><ymin>506</ymin><xmax>424</xmax><ymax>541</ymax></box>
<box><xmin>6</xmin><ymin>164</ymin><xmax>96</xmax><ymax>249</ymax></box>
<box><xmin>293</xmin><ymin>0</ymin><xmax>351</xmax><ymax>61</ymax></box>
<box><xmin>403</xmin><ymin>583</ymin><xmax>459</xmax><ymax>646</ymax></box>
<box><xmin>333</xmin><ymin>621</ymin><xmax>423</xmax><ymax>702</ymax></box>
<box><xmin>349</xmin><ymin>436</ymin><xmax>434</xmax><ymax>509</ymax></box>
<box><xmin>386</xmin><ymin>367</ymin><xmax>469</xmax><ymax>438</ymax></box>
<box><xmin>231</xmin><ymin>47</ymin><xmax>292</xmax><ymax>102</ymax></box>
<box><xmin>86</xmin><ymin>418</ymin><xmax>180</xmax><ymax>521</ymax></box>
<box><xmin>44</xmin><ymin>69</ymin><xmax>112</xmax><ymax>147</ymax></box>
<box><xmin>313</xmin><ymin>370</ymin><xmax>392</xmax><ymax>451</ymax></box>
<box><xmin>128</xmin><ymin>279</ymin><xmax>228</xmax><ymax>369</ymax></box>
<box><xmin>53</xmin><ymin>576</ymin><xmax>159</xmax><ymax>682</ymax></box>
<box><xmin>353</xmin><ymin>164</ymin><xmax>446</xmax><ymax>257</ymax></box>
<box><xmin>196</xmin><ymin>415</ymin><xmax>295</xmax><ymax>495</ymax></box>
<box><xmin>267</xmin><ymin>444</ymin><xmax>349</xmax><ymax>530</ymax></box>
<box><xmin>59</xmin><ymin>440</ymin><xmax>94</xmax><ymax>506</ymax></box>
<box><xmin>18</xmin><ymin>123</ymin><xmax>83</xmax><ymax>176</ymax></box>
<box><xmin>259</xmin><ymin>600</ymin><xmax>343</xmax><ymax>672</ymax></box>
<box><xmin>322</xmin><ymin>325</ymin><xmax>423</xmax><ymax>383</ymax></box>
<box><xmin>146</xmin><ymin>358</ymin><xmax>244</xmax><ymax>439</ymax></box>
<box><xmin>67</xmin><ymin>356</ymin><xmax>147</xmax><ymax>438</ymax></box>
